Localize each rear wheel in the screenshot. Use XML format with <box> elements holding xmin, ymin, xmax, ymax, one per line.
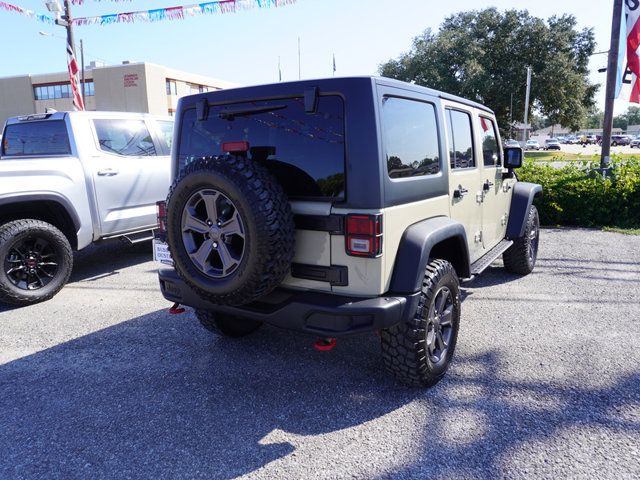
<box><xmin>195</xmin><ymin>309</ymin><xmax>262</xmax><ymax>338</ymax></box>
<box><xmin>380</xmin><ymin>259</ymin><xmax>461</xmax><ymax>387</ymax></box>
<box><xmin>503</xmin><ymin>205</ymin><xmax>540</xmax><ymax>275</ymax></box>
<box><xmin>0</xmin><ymin>219</ymin><xmax>73</xmax><ymax>306</ymax></box>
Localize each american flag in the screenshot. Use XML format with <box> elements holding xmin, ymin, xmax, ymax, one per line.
<box><xmin>619</xmin><ymin>2</ymin><xmax>640</xmax><ymax>103</ymax></box>
<box><xmin>67</xmin><ymin>40</ymin><xmax>84</xmax><ymax>111</ymax></box>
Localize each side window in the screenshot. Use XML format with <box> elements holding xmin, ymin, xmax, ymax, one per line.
<box><xmin>382</xmin><ymin>96</ymin><xmax>440</xmax><ymax>179</ymax></box>
<box><xmin>446</xmin><ymin>109</ymin><xmax>475</xmax><ymax>169</ymax></box>
<box><xmin>93</xmin><ymin>119</ymin><xmax>156</xmax><ymax>156</ymax></box>
<box><xmin>157</xmin><ymin>120</ymin><xmax>175</xmax><ymax>151</ymax></box>
<box><xmin>479</xmin><ymin>116</ymin><xmax>501</xmax><ymax>167</ymax></box>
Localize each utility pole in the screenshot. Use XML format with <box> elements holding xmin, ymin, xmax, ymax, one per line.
<box><xmin>523</xmin><ymin>66</ymin><xmax>532</xmax><ymax>142</ymax></box>
<box><xmin>601</xmin><ymin>0</ymin><xmax>624</xmax><ymax>171</ymax></box>
<box><xmin>46</xmin><ymin>0</ymin><xmax>84</xmax><ymax>110</ymax></box>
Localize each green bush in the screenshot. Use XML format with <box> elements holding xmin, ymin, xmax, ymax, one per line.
<box><xmin>517</xmin><ymin>156</ymin><xmax>640</xmax><ymax>228</ymax></box>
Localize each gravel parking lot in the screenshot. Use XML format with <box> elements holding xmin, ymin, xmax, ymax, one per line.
<box><xmin>1</xmin><ymin>229</ymin><xmax>639</xmax><ymax>479</ymax></box>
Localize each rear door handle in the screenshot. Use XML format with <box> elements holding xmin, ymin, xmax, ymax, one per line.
<box><xmin>483</xmin><ymin>180</ymin><xmax>494</xmax><ymax>191</ymax></box>
<box><xmin>453</xmin><ymin>186</ymin><xmax>469</xmax><ymax>198</ymax></box>
<box><xmin>97</xmin><ymin>168</ymin><xmax>119</xmax><ymax>176</ymax></box>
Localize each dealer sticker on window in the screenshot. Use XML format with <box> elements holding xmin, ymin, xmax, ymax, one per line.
<box><xmin>153</xmin><ymin>239</ymin><xmax>174</xmax><ymax>266</ymax></box>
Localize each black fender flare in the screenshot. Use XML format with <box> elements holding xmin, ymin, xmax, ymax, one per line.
<box><xmin>389</xmin><ymin>216</ymin><xmax>470</xmax><ymax>294</ymax></box>
<box><xmin>506</xmin><ymin>182</ymin><xmax>543</xmax><ymax>239</ymax></box>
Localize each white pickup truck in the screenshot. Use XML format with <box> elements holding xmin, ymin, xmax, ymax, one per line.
<box><xmin>0</xmin><ymin>111</ymin><xmax>173</xmax><ymax>306</ymax></box>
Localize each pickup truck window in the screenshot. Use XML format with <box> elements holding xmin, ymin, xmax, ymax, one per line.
<box><xmin>1</xmin><ymin>120</ymin><xmax>71</xmax><ymax>156</ymax></box>
<box><xmin>157</xmin><ymin>120</ymin><xmax>174</xmax><ymax>150</ymax></box>
<box><xmin>94</xmin><ymin>119</ymin><xmax>157</xmax><ymax>156</ymax></box>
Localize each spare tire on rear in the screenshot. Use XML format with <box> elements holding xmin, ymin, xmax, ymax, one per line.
<box><xmin>166</xmin><ymin>155</ymin><xmax>295</xmax><ymax>306</ymax></box>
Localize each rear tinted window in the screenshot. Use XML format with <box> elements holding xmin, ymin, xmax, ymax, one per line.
<box><xmin>2</xmin><ymin>120</ymin><xmax>71</xmax><ymax>156</ymax></box>
<box><xmin>177</xmin><ymin>96</ymin><xmax>345</xmax><ymax>199</ymax></box>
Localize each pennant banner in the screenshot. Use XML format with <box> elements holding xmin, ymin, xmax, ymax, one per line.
<box><xmin>0</xmin><ymin>1</ymin><xmax>54</xmax><ymax>24</ymax></box>
<box><xmin>73</xmin><ymin>0</ymin><xmax>296</xmax><ymax>26</ymax></box>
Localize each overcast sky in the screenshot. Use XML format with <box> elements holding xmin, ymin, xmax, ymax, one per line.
<box><xmin>0</xmin><ymin>0</ymin><xmax>622</xmax><ymax>113</ymax></box>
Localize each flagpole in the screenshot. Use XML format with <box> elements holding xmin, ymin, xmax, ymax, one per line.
<box><xmin>601</xmin><ymin>0</ymin><xmax>624</xmax><ymax>172</ymax></box>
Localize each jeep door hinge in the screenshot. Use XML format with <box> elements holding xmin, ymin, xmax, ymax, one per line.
<box><xmin>474</xmin><ymin>231</ymin><xmax>482</xmax><ymax>243</ymax></box>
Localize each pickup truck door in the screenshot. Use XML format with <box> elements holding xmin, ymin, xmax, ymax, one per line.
<box><xmin>90</xmin><ymin>118</ymin><xmax>171</xmax><ymax>236</ymax></box>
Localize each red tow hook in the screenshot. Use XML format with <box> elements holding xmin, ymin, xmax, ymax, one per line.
<box><xmin>168</xmin><ymin>303</ymin><xmax>186</xmax><ymax>315</ymax></box>
<box><xmin>314</xmin><ymin>338</ymin><xmax>337</xmax><ymax>352</ymax></box>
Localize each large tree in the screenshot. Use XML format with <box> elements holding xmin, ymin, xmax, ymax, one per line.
<box><xmin>379</xmin><ymin>8</ymin><xmax>597</xmax><ymax>134</ymax></box>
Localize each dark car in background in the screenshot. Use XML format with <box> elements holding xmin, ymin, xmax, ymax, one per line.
<box><xmin>611</xmin><ymin>135</ymin><xmax>631</xmax><ymax>146</ymax></box>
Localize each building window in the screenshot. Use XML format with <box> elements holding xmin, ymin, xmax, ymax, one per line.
<box><xmin>83</xmin><ymin>81</ymin><xmax>95</xmax><ymax>97</ymax></box>
<box><xmin>34</xmin><ymin>81</ymin><xmax>94</xmax><ymax>101</ymax></box>
<box><xmin>166</xmin><ymin>79</ymin><xmax>177</xmax><ymax>96</ymax></box>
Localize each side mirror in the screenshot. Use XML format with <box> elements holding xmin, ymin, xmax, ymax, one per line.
<box><xmin>504</xmin><ymin>146</ymin><xmax>523</xmax><ymax>168</ymax></box>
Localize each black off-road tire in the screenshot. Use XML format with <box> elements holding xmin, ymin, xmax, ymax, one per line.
<box><xmin>503</xmin><ymin>205</ymin><xmax>540</xmax><ymax>275</ymax></box>
<box><xmin>0</xmin><ymin>219</ymin><xmax>73</xmax><ymax>306</ymax></box>
<box><xmin>166</xmin><ymin>156</ymin><xmax>295</xmax><ymax>306</ymax></box>
<box><xmin>380</xmin><ymin>259</ymin><xmax>461</xmax><ymax>388</ymax></box>
<box><xmin>195</xmin><ymin>309</ymin><xmax>262</xmax><ymax>338</ymax></box>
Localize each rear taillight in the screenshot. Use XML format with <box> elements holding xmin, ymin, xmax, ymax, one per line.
<box><xmin>345</xmin><ymin>214</ymin><xmax>383</xmax><ymax>257</ymax></box>
<box><xmin>157</xmin><ymin>201</ymin><xmax>167</xmax><ymax>236</ymax></box>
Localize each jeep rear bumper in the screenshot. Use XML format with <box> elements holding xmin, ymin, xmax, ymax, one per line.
<box><xmin>158</xmin><ymin>268</ymin><xmax>420</xmax><ymax>337</ymax></box>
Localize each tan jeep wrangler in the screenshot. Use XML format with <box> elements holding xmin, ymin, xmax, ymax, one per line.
<box><xmin>155</xmin><ymin>76</ymin><xmax>542</xmax><ymax>387</ymax></box>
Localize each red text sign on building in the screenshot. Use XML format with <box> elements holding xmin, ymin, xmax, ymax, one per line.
<box><xmin>124</xmin><ymin>74</ymin><xmax>139</xmax><ymax>88</ymax></box>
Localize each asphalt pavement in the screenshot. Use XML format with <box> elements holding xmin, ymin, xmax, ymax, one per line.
<box><xmin>1</xmin><ymin>229</ymin><xmax>639</xmax><ymax>479</ymax></box>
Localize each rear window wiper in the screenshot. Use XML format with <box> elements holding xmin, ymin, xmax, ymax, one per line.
<box><xmin>218</xmin><ymin>104</ymin><xmax>287</xmax><ymax>120</ymax></box>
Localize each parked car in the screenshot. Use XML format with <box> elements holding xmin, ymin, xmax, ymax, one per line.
<box><xmin>585</xmin><ymin>134</ymin><xmax>598</xmax><ymax>144</ymax></box>
<box><xmin>525</xmin><ymin>139</ymin><xmax>540</xmax><ymax>150</ymax></box>
<box><xmin>0</xmin><ymin>111</ymin><xmax>174</xmax><ymax>305</ymax></box>
<box><xmin>611</xmin><ymin>134</ymin><xmax>631</xmax><ymax>146</ymax></box>
<box><xmin>504</xmin><ymin>139</ymin><xmax>520</xmax><ymax>148</ymax></box>
<box><xmin>544</xmin><ymin>138</ymin><xmax>561</xmax><ymax>150</ymax></box>
<box><xmin>154</xmin><ymin>76</ymin><xmax>542</xmax><ymax>388</ymax></box>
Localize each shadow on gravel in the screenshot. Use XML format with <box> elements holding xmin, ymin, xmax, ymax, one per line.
<box><xmin>70</xmin><ymin>239</ymin><xmax>152</xmax><ymax>284</ymax></box>
<box><xmin>0</xmin><ymin>310</ymin><xmax>417</xmax><ymax>479</ymax></box>
<box><xmin>1</xmin><ymin>308</ymin><xmax>638</xmax><ymax>479</ymax></box>
<box><xmin>389</xmin><ymin>352</ymin><xmax>640</xmax><ymax>478</ymax></box>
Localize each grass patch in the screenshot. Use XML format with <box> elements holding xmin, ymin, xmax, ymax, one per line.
<box><xmin>602</xmin><ymin>226</ymin><xmax>640</xmax><ymax>235</ymax></box>
<box><xmin>524</xmin><ymin>151</ymin><xmax>640</xmax><ymax>162</ymax></box>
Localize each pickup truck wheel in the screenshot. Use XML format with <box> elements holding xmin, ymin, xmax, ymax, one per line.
<box><xmin>166</xmin><ymin>156</ymin><xmax>295</xmax><ymax>306</ymax></box>
<box><xmin>0</xmin><ymin>219</ymin><xmax>73</xmax><ymax>306</ymax></box>
<box><xmin>195</xmin><ymin>309</ymin><xmax>262</xmax><ymax>338</ymax></box>
<box><xmin>503</xmin><ymin>205</ymin><xmax>540</xmax><ymax>275</ymax></box>
<box><xmin>380</xmin><ymin>259</ymin><xmax>461</xmax><ymax>388</ymax></box>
